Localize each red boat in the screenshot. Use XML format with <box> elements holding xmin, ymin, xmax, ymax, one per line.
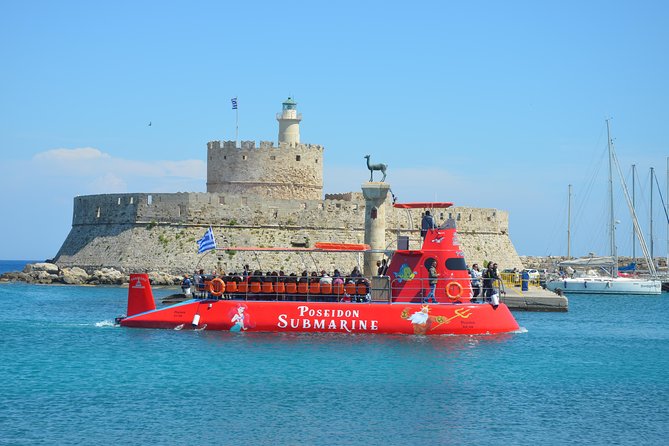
<box><xmin>118</xmin><ymin>203</ymin><xmax>519</xmax><ymax>335</ymax></box>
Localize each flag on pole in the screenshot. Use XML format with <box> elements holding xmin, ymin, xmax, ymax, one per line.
<box><xmin>197</xmin><ymin>227</ymin><xmax>217</xmax><ymax>254</ymax></box>
<box><xmin>231</xmin><ymin>97</ymin><xmax>238</xmax><ymax>110</ymax></box>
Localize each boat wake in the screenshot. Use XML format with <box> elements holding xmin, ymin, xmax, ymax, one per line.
<box><xmin>95</xmin><ymin>320</ymin><xmax>116</xmax><ymax>328</ymax></box>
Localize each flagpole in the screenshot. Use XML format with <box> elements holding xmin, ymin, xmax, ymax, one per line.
<box><xmin>235</xmin><ymin>96</ymin><xmax>239</xmax><ymax>148</ymax></box>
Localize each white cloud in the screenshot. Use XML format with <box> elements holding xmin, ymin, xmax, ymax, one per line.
<box><xmin>34</xmin><ymin>147</ymin><xmax>110</xmax><ymax>162</ymax></box>
<box><xmin>31</xmin><ymin>147</ymin><xmax>206</xmax><ymax>186</ymax></box>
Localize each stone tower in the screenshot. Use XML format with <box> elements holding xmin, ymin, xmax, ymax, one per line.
<box><xmin>206</xmin><ymin>98</ymin><xmax>323</xmax><ymax>200</ymax></box>
<box><xmin>276</xmin><ymin>97</ymin><xmax>301</xmax><ymax>145</ymax></box>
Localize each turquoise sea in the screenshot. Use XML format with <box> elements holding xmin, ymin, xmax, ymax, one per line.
<box><xmin>1</xmin><ymin>260</ymin><xmax>667</xmax><ymax>445</ymax></box>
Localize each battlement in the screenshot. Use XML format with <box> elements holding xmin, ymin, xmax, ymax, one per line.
<box><xmin>207</xmin><ymin>140</ymin><xmax>324</xmax><ymax>152</ymax></box>
<box><xmin>206</xmin><ymin>140</ymin><xmax>324</xmax><ymax>200</ymax></box>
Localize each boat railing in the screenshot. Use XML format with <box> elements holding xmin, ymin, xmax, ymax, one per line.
<box><xmin>389</xmin><ymin>276</ymin><xmax>506</xmax><ymax>303</ymax></box>
<box><xmin>193</xmin><ymin>275</ymin><xmax>392</xmax><ymax>303</ymax></box>
<box><xmin>191</xmin><ymin>276</ymin><xmax>508</xmax><ymax>303</ymax></box>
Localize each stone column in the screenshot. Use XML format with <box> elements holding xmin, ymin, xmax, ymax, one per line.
<box><xmin>361</xmin><ymin>182</ymin><xmax>390</xmax><ymax>276</ymax></box>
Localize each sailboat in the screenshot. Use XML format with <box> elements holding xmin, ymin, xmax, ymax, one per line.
<box><xmin>546</xmin><ymin>120</ymin><xmax>662</xmax><ymax>295</ymax></box>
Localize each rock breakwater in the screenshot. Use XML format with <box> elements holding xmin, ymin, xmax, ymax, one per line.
<box><xmin>0</xmin><ymin>262</ymin><xmax>182</xmax><ymax>286</ymax></box>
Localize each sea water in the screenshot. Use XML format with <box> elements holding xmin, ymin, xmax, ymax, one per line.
<box><xmin>0</xmin><ymin>267</ymin><xmax>667</xmax><ymax>445</ymax></box>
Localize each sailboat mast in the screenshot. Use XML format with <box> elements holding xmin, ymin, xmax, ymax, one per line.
<box><xmin>606</xmin><ymin>119</ymin><xmax>617</xmax><ymax>276</ymax></box>
<box><xmin>650</xmin><ymin>167</ymin><xmax>654</xmax><ymax>269</ymax></box>
<box><xmin>568</xmin><ymin>184</ymin><xmax>572</xmax><ymax>259</ymax></box>
<box><xmin>632</xmin><ymin>164</ymin><xmax>636</xmax><ymax>262</ymax></box>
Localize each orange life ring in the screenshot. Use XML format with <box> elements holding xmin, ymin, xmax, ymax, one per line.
<box><xmin>446</xmin><ymin>281</ymin><xmax>463</xmax><ymax>300</ymax></box>
<box><xmin>207</xmin><ymin>278</ymin><xmax>225</xmax><ymax>297</ymax></box>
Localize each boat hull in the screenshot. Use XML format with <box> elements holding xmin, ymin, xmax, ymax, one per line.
<box><xmin>546</xmin><ymin>277</ymin><xmax>662</xmax><ymax>295</ymax></box>
<box><xmin>120</xmin><ymin>299</ymin><xmax>519</xmax><ymax>335</ymax></box>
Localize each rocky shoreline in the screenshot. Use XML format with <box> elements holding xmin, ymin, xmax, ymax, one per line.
<box><xmin>3</xmin><ymin>256</ymin><xmax>664</xmax><ymax>287</ymax></box>
<box><xmin>0</xmin><ymin>263</ymin><xmax>182</xmax><ymax>286</ymax></box>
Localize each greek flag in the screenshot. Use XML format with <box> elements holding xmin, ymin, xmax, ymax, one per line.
<box><xmin>231</xmin><ymin>97</ymin><xmax>238</xmax><ymax>110</ymax></box>
<box><xmin>197</xmin><ymin>227</ymin><xmax>217</xmax><ymax>254</ymax></box>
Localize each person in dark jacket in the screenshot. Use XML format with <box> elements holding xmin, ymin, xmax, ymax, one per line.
<box><xmin>421</xmin><ymin>211</ymin><xmax>436</xmax><ymax>238</ymax></box>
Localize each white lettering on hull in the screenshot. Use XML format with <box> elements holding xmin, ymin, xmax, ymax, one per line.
<box><xmin>279</xmin><ymin>305</ymin><xmax>376</xmax><ymax>332</ymax></box>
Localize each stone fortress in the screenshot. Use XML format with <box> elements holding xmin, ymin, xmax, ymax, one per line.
<box><xmin>53</xmin><ymin>98</ymin><xmax>523</xmax><ymax>275</ymax></box>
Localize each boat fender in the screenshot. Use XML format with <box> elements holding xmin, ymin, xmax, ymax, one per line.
<box><xmin>491</xmin><ymin>293</ymin><xmax>500</xmax><ymax>307</ymax></box>
<box><xmin>192</xmin><ymin>314</ymin><xmax>200</xmax><ymax>327</ymax></box>
<box><xmin>446</xmin><ymin>282</ymin><xmax>463</xmax><ymax>300</ymax></box>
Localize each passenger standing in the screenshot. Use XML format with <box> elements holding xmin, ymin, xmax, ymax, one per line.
<box><xmin>424</xmin><ymin>259</ymin><xmax>439</xmax><ymax>304</ymax></box>
<box><xmin>181</xmin><ymin>275</ymin><xmax>192</xmax><ymax>296</ymax></box>
<box><xmin>470</xmin><ymin>264</ymin><xmax>482</xmax><ymax>300</ymax></box>
<box><xmin>482</xmin><ymin>262</ymin><xmax>493</xmax><ymax>299</ymax></box>
<box><xmin>377</xmin><ymin>259</ymin><xmax>388</xmax><ymax>276</ymax></box>
<box><xmin>421</xmin><ymin>211</ymin><xmax>437</xmax><ymax>239</ymax></box>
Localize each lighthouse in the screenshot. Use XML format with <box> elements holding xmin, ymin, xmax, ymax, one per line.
<box><xmin>276</xmin><ymin>97</ymin><xmax>302</xmax><ymax>145</ymax></box>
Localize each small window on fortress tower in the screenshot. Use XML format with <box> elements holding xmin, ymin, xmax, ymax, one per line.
<box><xmin>242</xmin><ymin>155</ymin><xmax>247</xmax><ymax>160</ymax></box>
<box><xmin>96</xmin><ymin>207</ymin><xmax>101</xmax><ymax>218</ymax></box>
<box><xmin>223</xmin><ymin>156</ymin><xmax>227</xmax><ymax>160</ymax></box>
<box><xmin>457</xmin><ymin>213</ymin><xmax>461</xmax><ymax>221</ymax></box>
<box><xmin>219</xmin><ymin>196</ymin><xmax>225</xmax><ymax>205</ymax></box>
<box><xmin>270</xmin><ymin>155</ymin><xmax>276</xmax><ymax>161</ymax></box>
<box><xmin>130</xmin><ymin>197</ymin><xmax>134</xmax><ymax>205</ymax></box>
<box><xmin>296</xmin><ymin>155</ymin><xmax>301</xmax><ymax>161</ymax></box>
<box><xmin>148</xmin><ymin>195</ymin><xmax>153</xmax><ymax>205</ymax></box>
<box><xmin>315</xmin><ymin>158</ymin><xmax>318</xmax><ymax>163</ymax></box>
<box><xmin>117</xmin><ymin>198</ymin><xmax>121</xmax><ymax>205</ymax></box>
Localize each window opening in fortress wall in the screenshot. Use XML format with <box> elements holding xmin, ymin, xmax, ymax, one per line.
<box><xmin>219</xmin><ymin>196</ymin><xmax>225</xmax><ymax>205</ymax></box>
<box><xmin>296</xmin><ymin>155</ymin><xmax>301</xmax><ymax>161</ymax></box>
<box><xmin>130</xmin><ymin>197</ymin><xmax>134</xmax><ymax>204</ymax></box>
<box><xmin>148</xmin><ymin>195</ymin><xmax>153</xmax><ymax>205</ymax></box>
<box><xmin>117</xmin><ymin>198</ymin><xmax>121</xmax><ymax>205</ymax></box>
<box><xmin>457</xmin><ymin>213</ymin><xmax>461</xmax><ymax>221</ymax></box>
<box><xmin>96</xmin><ymin>207</ymin><xmax>101</xmax><ymax>218</ymax></box>
<box><xmin>271</xmin><ymin>155</ymin><xmax>276</xmax><ymax>160</ymax></box>
<box><xmin>242</xmin><ymin>155</ymin><xmax>247</xmax><ymax>160</ymax></box>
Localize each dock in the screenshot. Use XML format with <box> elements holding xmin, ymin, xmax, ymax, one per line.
<box><xmin>501</xmin><ymin>285</ymin><xmax>568</xmax><ymax>312</ymax></box>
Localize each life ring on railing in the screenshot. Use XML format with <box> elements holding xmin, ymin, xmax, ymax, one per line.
<box><xmin>446</xmin><ymin>282</ymin><xmax>463</xmax><ymax>301</ymax></box>
<box><xmin>207</xmin><ymin>278</ymin><xmax>225</xmax><ymax>297</ymax></box>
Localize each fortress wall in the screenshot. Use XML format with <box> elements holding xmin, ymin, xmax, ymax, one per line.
<box><xmin>206</xmin><ymin>140</ymin><xmax>323</xmax><ymax>200</ymax></box>
<box><xmin>56</xmin><ymin>193</ymin><xmax>522</xmax><ymax>274</ymax></box>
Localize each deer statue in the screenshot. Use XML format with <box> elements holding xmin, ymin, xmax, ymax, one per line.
<box><xmin>364</xmin><ymin>155</ymin><xmax>387</xmax><ymax>182</ymax></box>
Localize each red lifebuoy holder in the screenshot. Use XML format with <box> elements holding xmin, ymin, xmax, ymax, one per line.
<box><xmin>446</xmin><ymin>281</ymin><xmax>463</xmax><ymax>301</ymax></box>
<box><xmin>207</xmin><ymin>278</ymin><xmax>225</xmax><ymax>297</ymax></box>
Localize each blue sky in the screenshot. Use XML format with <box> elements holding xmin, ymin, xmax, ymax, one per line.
<box><xmin>1</xmin><ymin>0</ymin><xmax>668</xmax><ymax>261</ymax></box>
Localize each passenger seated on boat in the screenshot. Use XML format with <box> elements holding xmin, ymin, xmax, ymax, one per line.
<box><xmin>298</xmin><ymin>271</ymin><xmax>309</xmax><ymax>284</ymax></box>
<box><xmin>319</xmin><ymin>271</ymin><xmax>332</xmax><ymax>285</ymax></box>
<box><xmin>350</xmin><ymin>266</ymin><xmax>362</xmax><ymax>279</ymax></box>
<box><xmin>332</xmin><ymin>270</ymin><xmax>344</xmax><ymax>285</ymax></box>
<box><xmin>249</xmin><ymin>271</ymin><xmax>263</xmax><ymax>284</ymax></box>
<box><xmin>355</xmin><ymin>278</ymin><xmax>371</xmax><ymax>302</ymax></box>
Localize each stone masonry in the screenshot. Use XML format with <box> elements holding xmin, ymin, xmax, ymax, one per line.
<box><xmin>54</xmin><ymin>191</ymin><xmax>523</xmax><ymax>275</ymax></box>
